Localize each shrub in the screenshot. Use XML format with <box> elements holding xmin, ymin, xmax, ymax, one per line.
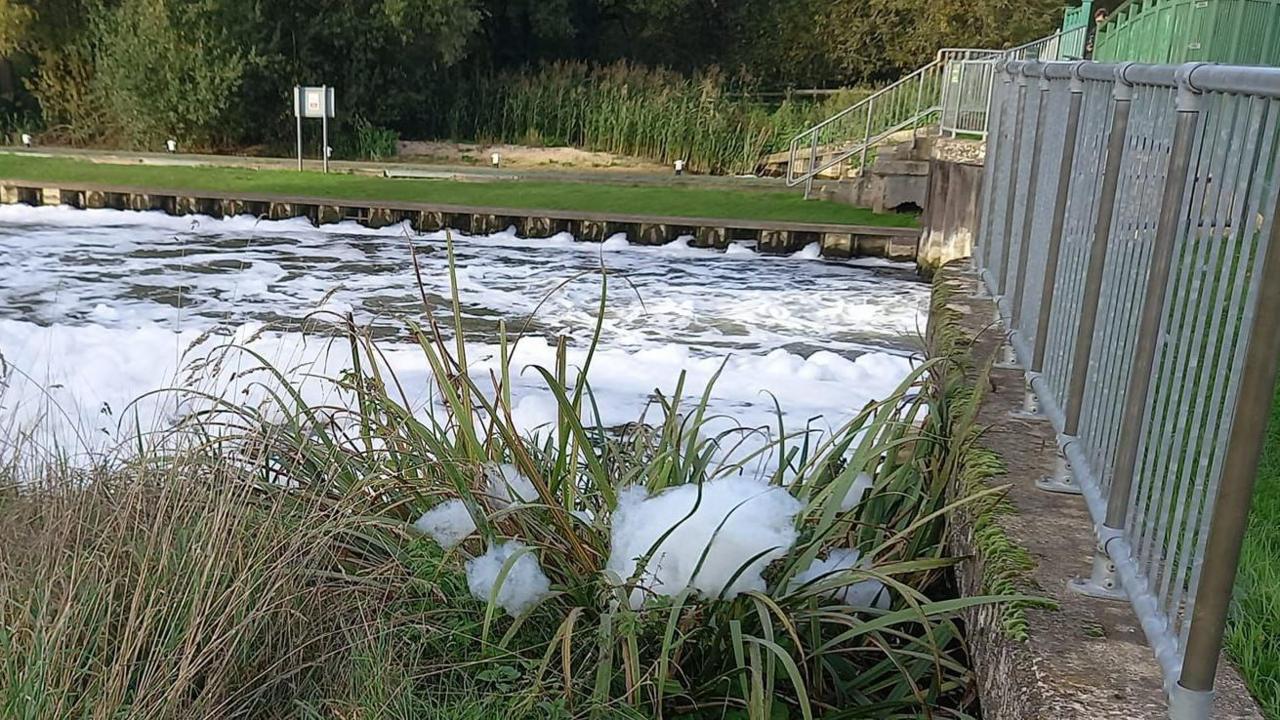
<box><xmin>338</xmin><ymin>114</ymin><xmax>399</xmax><ymax>160</ymax></box>
<box><xmin>0</xmin><ymin>244</ymin><xmax>1014</xmax><ymax>718</ymax></box>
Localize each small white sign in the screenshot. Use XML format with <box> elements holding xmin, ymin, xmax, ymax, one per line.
<box><xmin>305</xmin><ymin>88</ymin><xmax>323</xmax><ymax>115</ymax></box>
<box><xmin>294</xmin><ymin>86</ymin><xmax>335</xmax><ymax>118</ymax></box>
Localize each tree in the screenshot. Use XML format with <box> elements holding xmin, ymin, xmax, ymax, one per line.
<box><xmin>87</xmin><ymin>0</ymin><xmax>250</xmax><ymax>146</ymax></box>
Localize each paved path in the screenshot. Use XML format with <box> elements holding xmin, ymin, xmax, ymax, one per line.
<box><xmin>0</xmin><ymin>146</ymin><xmax>791</xmax><ymax>192</ymax></box>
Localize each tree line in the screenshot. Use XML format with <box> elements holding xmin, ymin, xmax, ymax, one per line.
<box><xmin>0</xmin><ymin>0</ymin><xmax>1063</xmax><ymax>154</ymax></box>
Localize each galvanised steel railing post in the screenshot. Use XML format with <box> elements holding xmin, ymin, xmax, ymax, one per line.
<box><xmin>804</xmin><ymin>131</ymin><xmax>818</xmax><ymax>199</ymax></box>
<box><xmin>1173</xmin><ymin>193</ymin><xmax>1280</xmax><ymax>714</ymax></box>
<box><xmin>1024</xmin><ymin>62</ymin><xmax>1087</xmax><ymax>415</ymax></box>
<box><xmin>978</xmin><ymin>66</ymin><xmax>1014</xmax><ymax>291</ymax></box>
<box><xmin>859</xmin><ymin>98</ymin><xmax>875</xmax><ymax>172</ymax></box>
<box><xmin>971</xmin><ymin>63</ymin><xmax>1001</xmax><ymax>284</ymax></box>
<box><xmin>1100</xmin><ymin>67</ymin><xmax>1204</xmax><ymax>543</ymax></box>
<box><xmin>1038</xmin><ymin>63</ymin><xmax>1134</xmax><ymax>499</ymax></box>
<box><xmin>1070</xmin><ymin>65</ymin><xmax>1204</xmax><ymax>606</ymax></box>
<box><xmin>1006</xmin><ymin>64</ymin><xmax>1051</xmax><ymax>367</ymax></box>
<box><xmin>1173</xmin><ymin>75</ymin><xmax>1280</xmax><ymax>720</ymax></box>
<box><xmin>995</xmin><ymin>68</ymin><xmax>1030</xmax><ymax>326</ymax></box>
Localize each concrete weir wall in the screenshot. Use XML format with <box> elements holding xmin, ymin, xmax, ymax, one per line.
<box><xmin>0</xmin><ymin>180</ymin><xmax>920</xmax><ymax>262</ymax></box>
<box><xmin>916</xmin><ymin>140</ymin><xmax>985</xmax><ymax>277</ymax></box>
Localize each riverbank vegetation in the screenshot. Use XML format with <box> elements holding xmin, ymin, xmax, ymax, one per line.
<box><xmin>1227</xmin><ymin>380</ymin><xmax>1280</xmax><ymax>718</ymax></box>
<box><xmin>0</xmin><ymin>154</ymin><xmax>920</xmax><ymax>227</ymax></box>
<box><xmin>0</xmin><ymin>0</ymin><xmax>1064</xmax><ymax>169</ymax></box>
<box><xmin>423</xmin><ymin>63</ymin><xmax>872</xmax><ymax>175</ymax></box>
<box><xmin>0</xmin><ymin>258</ymin><xmax>1004</xmax><ymax>719</ymax></box>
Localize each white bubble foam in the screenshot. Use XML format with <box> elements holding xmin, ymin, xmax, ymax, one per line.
<box><xmin>466</xmin><ymin>540</ymin><xmax>554</xmax><ymax>617</ymax></box>
<box><xmin>412</xmin><ymin>499</ymin><xmax>477</xmax><ymax>549</ymax></box>
<box><xmin>606</xmin><ymin>476</ymin><xmax>802</xmax><ymax>607</ymax></box>
<box><xmin>0</xmin><ymin>205</ymin><xmax>926</xmax><ymax>469</ymax></box>
<box><xmin>790</xmin><ymin>548</ymin><xmax>889</xmax><ymax>609</ymax></box>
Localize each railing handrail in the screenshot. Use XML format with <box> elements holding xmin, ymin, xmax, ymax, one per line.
<box><xmin>1002</xmin><ymin>28</ymin><xmax>1069</xmax><ymax>55</ymax></box>
<box><xmin>795</xmin><ymin>60</ymin><xmax>942</xmax><ymax>137</ymax></box>
<box><xmin>975</xmin><ymin>56</ymin><xmax>1280</xmax><ymax>718</ymax></box>
<box><xmin>784</xmin><ymin>29</ymin><xmax>1082</xmax><ymax>190</ymax></box>
<box><xmin>935</xmin><ymin>47</ymin><xmax>1005</xmax><ymax>62</ymax></box>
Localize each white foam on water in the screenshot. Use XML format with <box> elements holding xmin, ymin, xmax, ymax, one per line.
<box><xmin>0</xmin><ymin>205</ymin><xmax>927</xmax><ymax>467</ymax></box>
<box><xmin>791</xmin><ymin>242</ymin><xmax>823</xmax><ymax>260</ymax></box>
<box><xmin>485</xmin><ymin>463</ymin><xmax>539</xmax><ymax>507</ymax></box>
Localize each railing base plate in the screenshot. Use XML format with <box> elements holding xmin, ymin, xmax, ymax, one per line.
<box><xmin>1035</xmin><ymin>474</ymin><xmax>1083</xmax><ymax>494</ymax></box>
<box><xmin>1067</xmin><ymin>550</ymin><xmax>1126</xmax><ymax>601</ymax></box>
<box><xmin>1067</xmin><ymin>576</ymin><xmax>1127</xmax><ymax>601</ymax></box>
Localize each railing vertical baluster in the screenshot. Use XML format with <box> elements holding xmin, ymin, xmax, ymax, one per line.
<box><xmin>1008</xmin><ymin>66</ymin><xmax>1052</xmax><ymax>359</ymax></box>
<box><xmin>805</xmin><ymin>132</ymin><xmax>818</xmax><ymax>199</ymax></box>
<box><xmin>1041</xmin><ymin>65</ymin><xmax>1133</xmax><ymax>502</ymax></box>
<box><xmin>860</xmin><ymin>98</ymin><xmax>874</xmax><ymax>171</ymax></box>
<box><xmin>1025</xmin><ymin>62</ymin><xmax>1087</xmax><ymax>415</ymax></box>
<box><xmin>914</xmin><ymin>64</ymin><xmax>927</xmax><ymax>145</ymax></box>
<box><xmin>996</xmin><ymin>70</ymin><xmax>1030</xmax><ymax>311</ymax></box>
<box><xmin>1175</xmin><ymin>102</ymin><xmax>1280</xmax><ymax>717</ymax></box>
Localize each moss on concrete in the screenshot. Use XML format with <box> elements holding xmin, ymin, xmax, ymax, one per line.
<box><xmin>926</xmin><ymin>274</ymin><xmax>1044</xmax><ymax>642</ymax></box>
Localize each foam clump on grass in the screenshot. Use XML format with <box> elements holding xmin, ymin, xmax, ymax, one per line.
<box><xmin>412</xmin><ymin>500</ymin><xmax>477</xmax><ymax>549</ymax></box>
<box><xmin>840</xmin><ymin>472</ymin><xmax>874</xmax><ymax>511</ymax></box>
<box><xmin>790</xmin><ymin>548</ymin><xmax>889</xmax><ymax>609</ymax></box>
<box><xmin>466</xmin><ymin>541</ymin><xmax>554</xmax><ymax>617</ymax></box>
<box><xmin>607</xmin><ymin>476</ymin><xmax>802</xmax><ymax>607</ymax></box>
<box><xmin>486</xmin><ymin>463</ymin><xmax>538</xmax><ymax>507</ymax></box>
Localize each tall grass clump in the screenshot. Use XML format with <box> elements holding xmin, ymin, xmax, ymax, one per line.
<box><xmin>430</xmin><ymin>61</ymin><xmax>871</xmax><ymax>175</ymax></box>
<box><xmin>0</xmin><ymin>455</ymin><xmax>414</xmax><ymax>718</ymax></box>
<box><xmin>0</xmin><ymin>243</ymin><xmax>1012</xmax><ymax>718</ymax></box>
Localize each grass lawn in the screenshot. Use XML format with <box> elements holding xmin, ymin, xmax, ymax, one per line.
<box><xmin>1227</xmin><ymin>382</ymin><xmax>1280</xmax><ymax>718</ymax></box>
<box><xmin>0</xmin><ymin>154</ymin><xmax>918</xmax><ymax>228</ymax></box>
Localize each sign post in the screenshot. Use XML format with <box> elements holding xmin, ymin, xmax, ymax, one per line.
<box><xmin>292</xmin><ymin>85</ymin><xmax>336</xmax><ymax>173</ymax></box>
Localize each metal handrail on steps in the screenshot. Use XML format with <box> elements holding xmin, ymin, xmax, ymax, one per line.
<box><xmin>784</xmin><ymin>29</ymin><xmax>1086</xmax><ymax>194</ymax></box>
<box><xmin>784</xmin><ymin>49</ymin><xmax>999</xmax><ymax>191</ymax></box>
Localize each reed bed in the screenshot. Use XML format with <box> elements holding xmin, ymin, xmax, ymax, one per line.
<box><xmin>429</xmin><ymin>61</ymin><xmax>870</xmax><ymax>175</ymax></box>
<box><xmin>0</xmin><ymin>243</ymin><xmax>1010</xmax><ymax>719</ymax></box>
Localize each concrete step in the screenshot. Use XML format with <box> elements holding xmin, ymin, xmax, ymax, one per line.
<box><xmin>869</xmin><ymin>159</ymin><xmax>930</xmax><ymax>176</ymax></box>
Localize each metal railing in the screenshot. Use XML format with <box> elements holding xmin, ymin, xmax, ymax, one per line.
<box><xmin>939</xmin><ymin>60</ymin><xmax>1000</xmax><ymax>136</ymax></box>
<box><xmin>1061</xmin><ymin>0</ymin><xmax>1095</xmax><ymax>38</ymax></box>
<box><xmin>787</xmin><ymin>29</ymin><xmax>1088</xmax><ymax>193</ymax></box>
<box><xmin>975</xmin><ymin>57</ymin><xmax>1280</xmax><ymax>718</ymax></box>
<box><xmin>1095</xmin><ymin>0</ymin><xmax>1280</xmax><ymax>65</ymax></box>
<box><xmin>938</xmin><ymin>27</ymin><xmax>1091</xmax><ymax>139</ymax></box>
<box><xmin>785</xmin><ymin>50</ymin><xmax>996</xmax><ymax>191</ymax></box>
<box><xmin>1003</xmin><ymin>25</ymin><xmax>1089</xmax><ymax>62</ymax></box>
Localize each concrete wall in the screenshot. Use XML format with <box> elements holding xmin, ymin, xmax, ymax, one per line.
<box><xmin>917</xmin><ymin>157</ymin><xmax>983</xmax><ymax>277</ymax></box>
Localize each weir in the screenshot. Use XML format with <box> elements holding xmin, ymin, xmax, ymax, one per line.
<box><xmin>0</xmin><ymin>178</ymin><xmax>920</xmax><ymax>262</ymax></box>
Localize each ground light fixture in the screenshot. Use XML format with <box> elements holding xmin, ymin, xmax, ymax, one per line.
<box><xmin>21</xmin><ymin>133</ymin><xmax>31</xmax><ymax>147</ymax></box>
<box><xmin>491</xmin><ymin>152</ymin><xmax>501</xmax><ymax>168</ymax></box>
<box><xmin>166</xmin><ymin>139</ymin><xmax>177</xmax><ymax>153</ymax></box>
<box><xmin>674</xmin><ymin>159</ymin><xmax>686</xmax><ymax>175</ymax></box>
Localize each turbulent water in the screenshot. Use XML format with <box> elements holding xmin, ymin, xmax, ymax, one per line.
<box><xmin>0</xmin><ymin>204</ymin><xmax>929</xmax><ymax>463</ymax></box>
